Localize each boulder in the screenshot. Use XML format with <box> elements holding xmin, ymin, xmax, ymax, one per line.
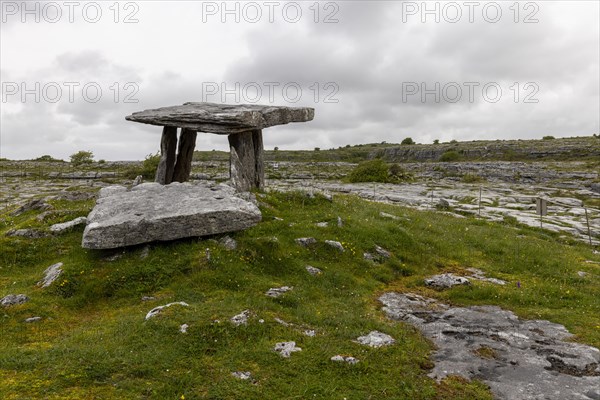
<box><xmin>82</xmin><ymin>182</ymin><xmax>262</xmax><ymax>249</ymax></box>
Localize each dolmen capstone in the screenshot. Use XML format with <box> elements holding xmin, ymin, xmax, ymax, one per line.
<box><xmin>82</xmin><ymin>182</ymin><xmax>261</xmax><ymax>249</ymax></box>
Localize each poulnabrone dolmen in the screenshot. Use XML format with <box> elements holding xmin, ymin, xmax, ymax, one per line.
<box><xmin>126</xmin><ymin>102</ymin><xmax>315</xmax><ymax>191</ymax></box>
<box><xmin>81</xmin><ymin>102</ymin><xmax>314</xmax><ymax>249</ymax></box>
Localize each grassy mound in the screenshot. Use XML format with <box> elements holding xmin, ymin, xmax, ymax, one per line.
<box><xmin>1</xmin><ymin>191</ymin><xmax>598</xmax><ymax>399</ymax></box>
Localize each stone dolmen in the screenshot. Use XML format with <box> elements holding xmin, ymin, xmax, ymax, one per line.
<box><xmin>82</xmin><ymin>102</ymin><xmax>314</xmax><ymax>249</ymax></box>
<box><xmin>125</xmin><ymin>102</ymin><xmax>314</xmax><ymax>191</ymax></box>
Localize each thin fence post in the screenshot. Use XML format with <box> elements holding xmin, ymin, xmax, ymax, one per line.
<box><xmin>478</xmin><ymin>186</ymin><xmax>482</xmax><ymax>216</ymax></box>
<box><xmin>584</xmin><ymin>208</ymin><xmax>593</xmax><ymax>246</ymax></box>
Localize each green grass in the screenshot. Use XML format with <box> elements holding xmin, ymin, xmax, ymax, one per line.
<box><xmin>1</xmin><ymin>190</ymin><xmax>599</xmax><ymax>399</ymax></box>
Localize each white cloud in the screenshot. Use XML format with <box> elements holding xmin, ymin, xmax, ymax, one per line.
<box><xmin>1</xmin><ymin>0</ymin><xmax>598</xmax><ymax>160</ymax></box>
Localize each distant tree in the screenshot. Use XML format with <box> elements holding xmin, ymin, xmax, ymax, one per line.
<box><xmin>542</xmin><ymin>136</ymin><xmax>555</xmax><ymax>140</ymax></box>
<box><xmin>314</xmin><ymin>147</ymin><xmax>321</xmax><ymax>151</ymax></box>
<box><xmin>401</xmin><ymin>137</ymin><xmax>415</xmax><ymax>145</ymax></box>
<box><xmin>70</xmin><ymin>150</ymin><xmax>94</xmax><ymax>166</ymax></box>
<box><xmin>433</xmin><ymin>139</ymin><xmax>440</xmax><ymax>145</ymax></box>
<box><xmin>345</xmin><ymin>144</ymin><xmax>351</xmax><ymax>148</ymax></box>
<box><xmin>274</xmin><ymin>146</ymin><xmax>279</xmax><ymax>151</ymax></box>
<box><xmin>450</xmin><ymin>139</ymin><xmax>458</xmax><ymax>144</ymax></box>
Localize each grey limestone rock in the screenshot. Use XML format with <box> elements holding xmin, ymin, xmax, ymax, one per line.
<box><xmin>82</xmin><ymin>182</ymin><xmax>261</xmax><ymax>249</ymax></box>
<box><xmin>37</xmin><ymin>262</ymin><xmax>63</xmax><ymax>288</ymax></box>
<box><xmin>324</xmin><ymin>240</ymin><xmax>344</xmax><ymax>252</ymax></box>
<box><xmin>266</xmin><ymin>286</ymin><xmax>293</xmax><ymax>298</ymax></box>
<box><xmin>425</xmin><ymin>273</ymin><xmax>471</xmax><ymax>289</ymax></box>
<box><xmin>379</xmin><ymin>292</ymin><xmax>600</xmax><ymax>400</ymax></box>
<box><xmin>50</xmin><ymin>217</ymin><xmax>87</xmax><ymax>233</ymax></box>
<box><xmin>1</xmin><ymin>294</ymin><xmax>29</xmax><ymax>307</ymax></box>
<box><xmin>295</xmin><ymin>237</ymin><xmax>316</xmax><ymax>247</ymax></box>
<box><xmin>231</xmin><ymin>310</ymin><xmax>252</xmax><ymax>326</ymax></box>
<box><xmin>145</xmin><ymin>301</ymin><xmax>189</xmax><ymax>320</ymax></box>
<box><xmin>273</xmin><ymin>341</ymin><xmax>302</xmax><ymax>358</ymax></box>
<box><xmin>356</xmin><ymin>331</ymin><xmax>395</xmax><ymax>348</ymax></box>
<box><xmin>305</xmin><ymin>265</ymin><xmax>322</xmax><ymax>276</ymax></box>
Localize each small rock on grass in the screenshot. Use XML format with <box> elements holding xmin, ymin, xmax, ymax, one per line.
<box><xmin>1</xmin><ymin>294</ymin><xmax>29</xmax><ymax>307</ymax></box>
<box><xmin>356</xmin><ymin>331</ymin><xmax>395</xmax><ymax>348</ymax></box>
<box><xmin>37</xmin><ymin>262</ymin><xmax>63</xmax><ymax>288</ymax></box>
<box><xmin>6</xmin><ymin>229</ymin><xmax>49</xmax><ymax>239</ymax></box>
<box><xmin>274</xmin><ymin>341</ymin><xmax>302</xmax><ymax>358</ymax></box>
<box><xmin>337</xmin><ymin>216</ymin><xmax>343</xmax><ymax>227</ymax></box>
<box><xmin>577</xmin><ymin>271</ymin><xmax>587</xmax><ymax>277</ymax></box>
<box><xmin>374</xmin><ymin>245</ymin><xmax>391</xmax><ymax>259</ymax></box>
<box><xmin>303</xmin><ymin>330</ymin><xmax>316</xmax><ymax>337</ymax></box>
<box><xmin>231</xmin><ymin>310</ymin><xmax>252</xmax><ymax>326</ymax></box>
<box><xmin>231</xmin><ymin>371</ymin><xmax>252</xmax><ymax>380</ymax></box>
<box><xmin>379</xmin><ymin>212</ymin><xmax>400</xmax><ymax>221</ymax></box>
<box><xmin>305</xmin><ymin>265</ymin><xmax>322</xmax><ymax>276</ymax></box>
<box><xmin>145</xmin><ymin>302</ymin><xmax>189</xmax><ymax>320</ymax></box>
<box><xmin>325</xmin><ymin>240</ymin><xmax>344</xmax><ymax>252</ymax></box>
<box><xmin>331</xmin><ymin>355</ymin><xmax>359</xmax><ymax>365</ymax></box>
<box><xmin>179</xmin><ymin>324</ymin><xmax>189</xmax><ymax>334</ymax></box>
<box><xmin>295</xmin><ymin>237</ymin><xmax>316</xmax><ymax>247</ymax></box>
<box><xmin>425</xmin><ymin>273</ymin><xmax>470</xmax><ymax>289</ymax></box>
<box><xmin>219</xmin><ymin>236</ymin><xmax>237</xmax><ymax>250</ymax></box>
<box><xmin>49</xmin><ymin>217</ymin><xmax>87</xmax><ymax>233</ymax></box>
<box><xmin>316</xmin><ymin>222</ymin><xmax>328</xmax><ymax>228</ymax></box>
<box><xmin>140</xmin><ymin>245</ymin><xmax>150</xmax><ymax>259</ymax></box>
<box><xmin>266</xmin><ymin>286</ymin><xmax>293</xmax><ymax>298</ymax></box>
<box><xmin>24</xmin><ymin>317</ymin><xmax>42</xmax><ymax>323</ymax></box>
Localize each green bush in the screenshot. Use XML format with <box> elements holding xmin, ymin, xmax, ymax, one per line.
<box><xmin>34</xmin><ymin>155</ymin><xmax>63</xmax><ymax>162</ymax></box>
<box><xmin>461</xmin><ymin>173</ymin><xmax>486</xmax><ymax>183</ymax></box>
<box><xmin>439</xmin><ymin>150</ymin><xmax>461</xmax><ymax>162</ymax></box>
<box><xmin>401</xmin><ymin>137</ymin><xmax>415</xmax><ymax>145</ymax></box>
<box><xmin>124</xmin><ymin>153</ymin><xmax>161</xmax><ymax>179</ymax></box>
<box><xmin>70</xmin><ymin>150</ymin><xmax>94</xmax><ymax>166</ymax></box>
<box><xmin>347</xmin><ymin>159</ymin><xmax>412</xmax><ymax>183</ymax></box>
<box><xmin>347</xmin><ymin>159</ymin><xmax>390</xmax><ymax>183</ymax></box>
<box><xmin>542</xmin><ymin>136</ymin><xmax>555</xmax><ymax>140</ymax></box>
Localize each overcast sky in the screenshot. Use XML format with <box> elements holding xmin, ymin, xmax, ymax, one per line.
<box><xmin>1</xmin><ymin>0</ymin><xmax>598</xmax><ymax>160</ymax></box>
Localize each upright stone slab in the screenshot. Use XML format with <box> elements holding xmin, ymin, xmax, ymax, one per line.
<box><xmin>229</xmin><ymin>132</ymin><xmax>256</xmax><ymax>192</ymax></box>
<box><xmin>155</xmin><ymin>126</ymin><xmax>178</xmax><ymax>184</ymax></box>
<box><xmin>172</xmin><ymin>128</ymin><xmax>197</xmax><ymax>183</ymax></box>
<box><xmin>252</xmin><ymin>130</ymin><xmax>265</xmax><ymax>190</ymax></box>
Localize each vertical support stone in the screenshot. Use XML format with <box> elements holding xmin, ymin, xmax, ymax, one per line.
<box><xmin>228</xmin><ymin>132</ymin><xmax>256</xmax><ymax>192</ymax></box>
<box><xmin>172</xmin><ymin>128</ymin><xmax>197</xmax><ymax>183</ymax></box>
<box><xmin>155</xmin><ymin>126</ymin><xmax>178</xmax><ymax>184</ymax></box>
<box><xmin>252</xmin><ymin>129</ymin><xmax>265</xmax><ymax>190</ymax></box>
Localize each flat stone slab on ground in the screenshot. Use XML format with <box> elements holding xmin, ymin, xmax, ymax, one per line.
<box><xmin>1</xmin><ymin>294</ymin><xmax>29</xmax><ymax>307</ymax></box>
<box><xmin>425</xmin><ymin>273</ymin><xmax>471</xmax><ymax>289</ymax></box>
<box><xmin>379</xmin><ymin>292</ymin><xmax>600</xmax><ymax>400</ymax></box>
<box><xmin>355</xmin><ymin>331</ymin><xmax>395</xmax><ymax>348</ymax></box>
<box><xmin>126</xmin><ymin>102</ymin><xmax>314</xmax><ymax>134</ymax></box>
<box><xmin>82</xmin><ymin>182</ymin><xmax>261</xmax><ymax>249</ymax></box>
